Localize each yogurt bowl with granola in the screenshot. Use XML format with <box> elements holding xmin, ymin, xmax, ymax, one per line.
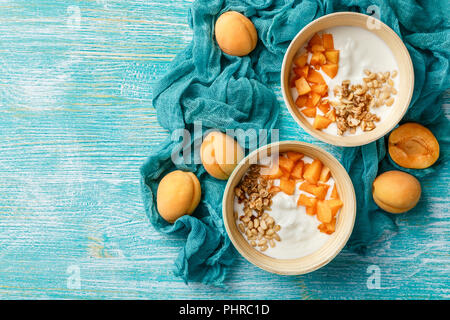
<box><xmin>222</xmin><ymin>141</ymin><xmax>356</xmax><ymax>275</ymax></box>
<box><xmin>281</xmin><ymin>12</ymin><xmax>414</xmax><ymax>146</ymax></box>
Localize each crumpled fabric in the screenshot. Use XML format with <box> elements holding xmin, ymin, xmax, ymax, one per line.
<box><xmin>142</xmin><ymin>0</ymin><xmax>450</xmax><ymax>285</ymax></box>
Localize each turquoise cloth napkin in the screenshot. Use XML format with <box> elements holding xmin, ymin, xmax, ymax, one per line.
<box><xmin>142</xmin><ymin>0</ymin><xmax>450</xmax><ymax>285</ymax></box>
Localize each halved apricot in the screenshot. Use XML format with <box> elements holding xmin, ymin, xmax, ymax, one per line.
<box><xmin>388</xmin><ymin>123</ymin><xmax>440</xmax><ymax>169</ymax></box>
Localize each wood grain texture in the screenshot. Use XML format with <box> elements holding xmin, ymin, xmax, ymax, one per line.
<box><xmin>0</xmin><ymin>0</ymin><xmax>448</xmax><ymax>299</ymax></box>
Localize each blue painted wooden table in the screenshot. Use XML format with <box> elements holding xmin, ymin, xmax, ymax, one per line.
<box><xmin>0</xmin><ymin>0</ymin><xmax>448</xmax><ymax>299</ymax></box>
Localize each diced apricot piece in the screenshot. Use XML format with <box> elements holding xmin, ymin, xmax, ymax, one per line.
<box><xmin>308</xmin><ymin>33</ymin><xmax>323</xmax><ymax>48</ymax></box>
<box><xmin>322</xmin><ymin>34</ymin><xmax>334</xmax><ymax>50</ymax></box>
<box><xmin>305</xmin><ymin>92</ymin><xmax>322</xmax><ymax>108</ymax></box>
<box><xmin>325</xmin><ymin>199</ymin><xmax>343</xmax><ymax>216</ymax></box>
<box><xmin>306</xmin><ymin>68</ymin><xmax>326</xmax><ymax>84</ymax></box>
<box><xmin>325</xmin><ymin>50</ymin><xmax>339</xmax><ymax>64</ymax></box>
<box><xmin>261</xmin><ymin>163</ymin><xmax>283</xmax><ymax>179</ymax></box>
<box><xmin>311</xmin><ymin>44</ymin><xmax>325</xmax><ymax>52</ymax></box>
<box><xmin>310</xmin><ymin>52</ymin><xmax>326</xmax><ymax>66</ymax></box>
<box><xmin>319</xmin><ymin>218</ymin><xmax>336</xmax><ymax>234</ymax></box>
<box><xmin>314</xmin><ymin>184</ymin><xmax>329</xmax><ymax>200</ymax></box>
<box><xmin>303</xmin><ymin>159</ymin><xmax>323</xmax><ymax>184</ymax></box>
<box><xmin>322</xmin><ymin>63</ymin><xmax>338</xmax><ymax>79</ymax></box>
<box><xmin>295</xmin><ymin>95</ymin><xmax>308</xmax><ymax>108</ymax></box>
<box><xmin>299</xmin><ymin>65</ymin><xmax>309</xmax><ymax>78</ymax></box>
<box><xmin>299</xmin><ymin>181</ymin><xmax>315</xmax><ymax>194</ymax></box>
<box><xmin>295</xmin><ymin>77</ymin><xmax>311</xmax><ymax>95</ymax></box>
<box><xmin>311</xmin><ymin>84</ymin><xmax>328</xmax><ymax>96</ymax></box>
<box><xmin>280</xmin><ymin>178</ymin><xmax>296</xmax><ymax>195</ymax></box>
<box><xmin>313</xmin><ymin>115</ymin><xmax>332</xmax><ymax>130</ymax></box>
<box><xmin>290</xmin><ymin>76</ymin><xmax>298</xmax><ymax>88</ymax></box>
<box><xmin>269</xmin><ymin>186</ymin><xmax>281</xmax><ymax>195</ymax></box>
<box><xmin>306</xmin><ymin>206</ymin><xmax>317</xmax><ymax>216</ymax></box>
<box><xmin>331</xmin><ymin>184</ymin><xmax>339</xmax><ymax>199</ymax></box>
<box><xmin>319</xmin><ymin>166</ymin><xmax>331</xmax><ymax>183</ymax></box>
<box><xmin>317</xmin><ymin>200</ymin><xmax>333</xmax><ymax>223</ymax></box>
<box><xmin>318</xmin><ymin>102</ymin><xmax>330</xmax><ymax>114</ymax></box>
<box><xmin>287</xmin><ymin>151</ymin><xmax>304</xmax><ymax>162</ymax></box>
<box><xmin>293</xmin><ymin>67</ymin><xmax>303</xmax><ymax>77</ymax></box>
<box><xmin>301</xmin><ymin>107</ymin><xmax>316</xmax><ymax>118</ymax></box>
<box><xmin>297</xmin><ymin>194</ymin><xmax>318</xmax><ymax>208</ymax></box>
<box><xmin>290</xmin><ymin>160</ymin><xmax>304</xmax><ymax>179</ymax></box>
<box><xmin>326</xmin><ymin>108</ymin><xmax>336</xmax><ymax>122</ymax></box>
<box><xmin>294</xmin><ymin>54</ymin><xmax>308</xmax><ymax>67</ymax></box>
<box><xmin>278</xmin><ymin>156</ymin><xmax>295</xmax><ymax>173</ymax></box>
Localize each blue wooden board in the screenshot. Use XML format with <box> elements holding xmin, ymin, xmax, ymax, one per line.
<box><xmin>0</xmin><ymin>0</ymin><xmax>448</xmax><ymax>299</ymax></box>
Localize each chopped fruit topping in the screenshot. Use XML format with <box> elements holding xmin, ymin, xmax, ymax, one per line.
<box><xmin>303</xmin><ymin>159</ymin><xmax>323</xmax><ymax>184</ymax></box>
<box><xmin>317</xmin><ymin>200</ymin><xmax>333</xmax><ymax>223</ymax></box>
<box><xmin>325</xmin><ymin>199</ymin><xmax>343</xmax><ymax>216</ymax></box>
<box><xmin>313</xmin><ymin>115</ymin><xmax>332</xmax><ymax>130</ymax></box>
<box><xmin>297</xmin><ymin>194</ymin><xmax>318</xmax><ymax>208</ymax></box>
<box><xmin>305</xmin><ymin>92</ymin><xmax>322</xmax><ymax>108</ymax></box>
<box><xmin>326</xmin><ymin>108</ymin><xmax>336</xmax><ymax>122</ymax></box>
<box><xmin>310</xmin><ymin>52</ymin><xmax>327</xmax><ymax>66</ymax></box>
<box><xmin>299</xmin><ymin>181</ymin><xmax>329</xmax><ymax>200</ymax></box>
<box><xmin>306</xmin><ymin>206</ymin><xmax>317</xmax><ymax>216</ymax></box>
<box><xmin>278</xmin><ymin>156</ymin><xmax>295</xmax><ymax>173</ymax></box>
<box><xmin>322</xmin><ymin>34</ymin><xmax>334</xmax><ymax>50</ymax></box>
<box><xmin>318</xmin><ymin>101</ymin><xmax>330</xmax><ymax>114</ymax></box>
<box><xmin>325</xmin><ymin>50</ymin><xmax>339</xmax><ymax>64</ymax></box>
<box><xmin>287</xmin><ymin>151</ymin><xmax>304</xmax><ymax>162</ymax></box>
<box><xmin>311</xmin><ymin>44</ymin><xmax>326</xmax><ymax>52</ymax></box>
<box><xmin>319</xmin><ymin>167</ymin><xmax>331</xmax><ymax>183</ymax></box>
<box><xmin>280</xmin><ymin>178</ymin><xmax>296</xmax><ymax>195</ymax></box>
<box><xmin>311</xmin><ymin>84</ymin><xmax>328</xmax><ymax>96</ymax></box>
<box><xmin>261</xmin><ymin>163</ymin><xmax>283</xmax><ymax>179</ymax></box>
<box><xmin>306</xmin><ymin>68</ymin><xmax>326</xmax><ymax>84</ymax></box>
<box><xmin>294</xmin><ymin>54</ymin><xmax>308</xmax><ymax>67</ymax></box>
<box><xmin>295</xmin><ymin>77</ymin><xmax>312</xmax><ymax>95</ymax></box>
<box><xmin>295</xmin><ymin>95</ymin><xmax>308</xmax><ymax>108</ymax></box>
<box><xmin>301</xmin><ymin>107</ymin><xmax>316</xmax><ymax>118</ymax></box>
<box><xmin>308</xmin><ymin>33</ymin><xmax>323</xmax><ymax>48</ymax></box>
<box><xmin>321</xmin><ymin>63</ymin><xmax>338</xmax><ymax>78</ymax></box>
<box><xmin>331</xmin><ymin>184</ymin><xmax>339</xmax><ymax>199</ymax></box>
<box><xmin>290</xmin><ymin>160</ymin><xmax>304</xmax><ymax>179</ymax></box>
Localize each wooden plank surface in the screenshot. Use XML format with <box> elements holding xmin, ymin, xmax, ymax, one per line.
<box><xmin>0</xmin><ymin>0</ymin><xmax>448</xmax><ymax>299</ymax></box>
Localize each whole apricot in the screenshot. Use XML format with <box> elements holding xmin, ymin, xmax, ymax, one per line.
<box><xmin>200</xmin><ymin>131</ymin><xmax>244</xmax><ymax>180</ymax></box>
<box><xmin>157</xmin><ymin>170</ymin><xmax>201</xmax><ymax>223</ymax></box>
<box><xmin>388</xmin><ymin>123</ymin><xmax>439</xmax><ymax>169</ymax></box>
<box><xmin>214</xmin><ymin>11</ymin><xmax>258</xmax><ymax>56</ymax></box>
<box><xmin>372</xmin><ymin>171</ymin><xmax>421</xmax><ymax>214</ymax></box>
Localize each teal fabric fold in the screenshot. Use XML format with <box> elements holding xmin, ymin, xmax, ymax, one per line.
<box><xmin>142</xmin><ymin>0</ymin><xmax>450</xmax><ymax>285</ymax></box>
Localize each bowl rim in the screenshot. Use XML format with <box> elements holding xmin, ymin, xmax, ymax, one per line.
<box><xmin>281</xmin><ymin>11</ymin><xmax>415</xmax><ymax>147</ymax></box>
<box><xmin>222</xmin><ymin>140</ymin><xmax>357</xmax><ymax>275</ymax></box>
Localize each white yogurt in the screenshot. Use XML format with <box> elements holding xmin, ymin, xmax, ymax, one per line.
<box><xmin>234</xmin><ymin>156</ymin><xmax>337</xmax><ymax>259</ymax></box>
<box><xmin>290</xmin><ymin>26</ymin><xmax>400</xmax><ymax>136</ymax></box>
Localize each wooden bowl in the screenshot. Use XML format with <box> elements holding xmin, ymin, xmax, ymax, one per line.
<box><xmin>281</xmin><ymin>12</ymin><xmax>414</xmax><ymax>147</ymax></box>
<box><xmin>222</xmin><ymin>141</ymin><xmax>356</xmax><ymax>275</ymax></box>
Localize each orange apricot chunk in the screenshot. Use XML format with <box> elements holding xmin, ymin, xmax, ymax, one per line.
<box><xmin>287</xmin><ymin>151</ymin><xmax>304</xmax><ymax>162</ymax></box>
<box><xmin>261</xmin><ymin>163</ymin><xmax>283</xmax><ymax>179</ymax></box>
<box><xmin>280</xmin><ymin>178</ymin><xmax>296</xmax><ymax>195</ymax></box>
<box><xmin>297</xmin><ymin>193</ymin><xmax>318</xmax><ymax>208</ymax></box>
<box><xmin>317</xmin><ymin>200</ymin><xmax>333</xmax><ymax>223</ymax></box>
<box><xmin>299</xmin><ymin>181</ymin><xmax>329</xmax><ymax>199</ymax></box>
<box><xmin>294</xmin><ymin>54</ymin><xmax>308</xmax><ymax>67</ymax></box>
<box><xmin>388</xmin><ymin>122</ymin><xmax>439</xmax><ymax>169</ymax></box>
<box><xmin>306</xmin><ymin>68</ymin><xmax>326</xmax><ymax>84</ymax></box>
<box><xmin>295</xmin><ymin>77</ymin><xmax>311</xmax><ymax>95</ymax></box>
<box><xmin>302</xmin><ymin>159</ymin><xmax>323</xmax><ymax>184</ymax></box>
<box><xmin>291</xmin><ymin>160</ymin><xmax>305</xmax><ymax>179</ymax></box>
<box><xmin>311</xmin><ymin>84</ymin><xmax>328</xmax><ymax>96</ymax></box>
<box><xmin>325</xmin><ymin>199</ymin><xmax>343</xmax><ymax>216</ymax></box>
<box><xmin>305</xmin><ymin>92</ymin><xmax>322</xmax><ymax>108</ymax></box>
<box><xmin>322</xmin><ymin>34</ymin><xmax>334</xmax><ymax>50</ymax></box>
<box><xmin>318</xmin><ymin>101</ymin><xmax>330</xmax><ymax>114</ymax></box>
<box><xmin>313</xmin><ymin>115</ymin><xmax>332</xmax><ymax>130</ymax></box>
<box><xmin>331</xmin><ymin>184</ymin><xmax>339</xmax><ymax>199</ymax></box>
<box><xmin>308</xmin><ymin>33</ymin><xmax>323</xmax><ymax>48</ymax></box>
<box><xmin>306</xmin><ymin>206</ymin><xmax>317</xmax><ymax>216</ymax></box>
<box><xmin>325</xmin><ymin>50</ymin><xmax>339</xmax><ymax>64</ymax></box>
<box><xmin>310</xmin><ymin>52</ymin><xmax>326</xmax><ymax>66</ymax></box>
<box><xmin>321</xmin><ymin>63</ymin><xmax>338</xmax><ymax>78</ymax></box>
<box><xmin>319</xmin><ymin>166</ymin><xmax>331</xmax><ymax>182</ymax></box>
<box><xmin>278</xmin><ymin>156</ymin><xmax>295</xmax><ymax>173</ymax></box>
<box><xmin>301</xmin><ymin>107</ymin><xmax>316</xmax><ymax>118</ymax></box>
<box><xmin>295</xmin><ymin>95</ymin><xmax>308</xmax><ymax>108</ymax></box>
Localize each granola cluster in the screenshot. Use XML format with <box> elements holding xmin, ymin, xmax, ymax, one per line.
<box><xmin>331</xmin><ymin>69</ymin><xmax>397</xmax><ymax>135</ymax></box>
<box><xmin>234</xmin><ymin>165</ymin><xmax>281</xmax><ymax>252</ymax></box>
